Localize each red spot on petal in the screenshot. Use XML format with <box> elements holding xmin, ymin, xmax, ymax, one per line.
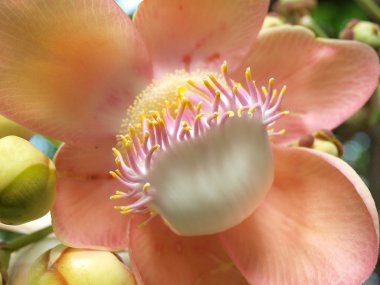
<box><xmin>106</xmin><ymin>93</ymin><xmax>122</xmax><ymax>107</ymax></box>
<box><xmin>206</xmin><ymin>52</ymin><xmax>221</xmax><ymax>63</ymax></box>
<box><xmin>182</xmin><ymin>54</ymin><xmax>192</xmax><ymax>72</ymax></box>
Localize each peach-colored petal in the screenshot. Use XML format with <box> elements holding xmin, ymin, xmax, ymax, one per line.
<box><xmin>233</xmin><ymin>26</ymin><xmax>380</xmax><ymax>142</ymax></box>
<box><xmin>0</xmin><ymin>0</ymin><xmax>152</xmax><ymax>146</ymax></box>
<box><xmin>52</xmin><ymin>142</ymin><xmax>131</xmax><ymax>250</ymax></box>
<box><xmin>128</xmin><ymin>216</ymin><xmax>248</xmax><ymax>285</ymax></box>
<box><xmin>220</xmin><ymin>146</ymin><xmax>379</xmax><ymax>285</ymax></box>
<box><xmin>133</xmin><ymin>0</ymin><xmax>269</xmax><ymax>76</ymax></box>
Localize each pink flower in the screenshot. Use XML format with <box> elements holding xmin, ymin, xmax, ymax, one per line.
<box><xmin>0</xmin><ymin>0</ymin><xmax>379</xmax><ymax>284</ymax></box>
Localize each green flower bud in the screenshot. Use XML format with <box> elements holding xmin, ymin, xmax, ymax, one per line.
<box><xmin>28</xmin><ymin>245</ymin><xmax>136</xmax><ymax>285</ymax></box>
<box><xmin>353</xmin><ymin>21</ymin><xmax>380</xmax><ymax>49</ymax></box>
<box><xmin>0</xmin><ymin>116</ymin><xmax>33</xmax><ymax>140</ymax></box>
<box><xmin>0</xmin><ymin>136</ymin><xmax>55</xmax><ymax>225</ymax></box>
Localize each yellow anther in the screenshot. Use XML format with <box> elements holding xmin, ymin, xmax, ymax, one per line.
<box><xmin>196</xmin><ymin>102</ymin><xmax>203</xmax><ymax>113</ymax></box>
<box><xmin>221</xmin><ymin>61</ymin><xmax>228</xmax><ymax>73</ymax></box>
<box><xmin>232</xmin><ymin>85</ymin><xmax>239</xmax><ymax>94</ymax></box>
<box><xmin>211</xmin><ymin>112</ymin><xmax>218</xmax><ymax>119</ymax></box>
<box><xmin>245</xmin><ymin>67</ymin><xmax>252</xmax><ymax>80</ymax></box>
<box><xmin>165</xmin><ymin>100</ymin><xmax>170</xmax><ymax>108</ymax></box>
<box><xmin>282</xmin><ymin>111</ymin><xmax>290</xmax><ymax>115</ymax></box>
<box><xmin>144</xmin><ymin>133</ymin><xmax>150</xmax><ymax>140</ymax></box>
<box><xmin>269</xmin><ymin>78</ymin><xmax>274</xmax><ymax>87</ymax></box>
<box><xmin>116</xmin><ymin>191</ymin><xmax>126</xmax><ymax>195</ymax></box>
<box><xmin>115</xmin><ymin>158</ymin><xmax>121</xmax><ymax>167</ymax></box>
<box><xmin>112</xmin><ymin>147</ymin><xmax>120</xmax><ymax>157</ymax></box>
<box><xmin>114</xmin><ymin>206</ymin><xmax>123</xmax><ymax>210</ymax></box>
<box><xmin>237</xmin><ymin>108</ymin><xmax>244</xmax><ymax>117</ymax></box>
<box><xmin>143</xmin><ymin>183</ymin><xmax>150</xmax><ymax>193</ymax></box>
<box><xmin>121</xmin><ymin>208</ymin><xmax>133</xmax><ymax>215</ymax></box>
<box><xmin>187</xmin><ymin>79</ymin><xmax>197</xmax><ymax>89</ymax></box>
<box><xmin>129</xmin><ymin>125</ymin><xmax>136</xmax><ymax>134</ymax></box>
<box><xmin>227</xmin><ymin>111</ymin><xmax>235</xmax><ymax>117</ymax></box>
<box><xmin>215</xmin><ymin>90</ymin><xmax>221</xmax><ymax>99</ymax></box>
<box><xmin>272</xmin><ymin>89</ymin><xmax>277</xmax><ymax>98</ymax></box>
<box><xmin>248</xmin><ymin>107</ymin><xmax>255</xmax><ymax>114</ymax></box>
<box><xmin>151</xmin><ymin>144</ymin><xmax>160</xmax><ymax>151</ymax></box>
<box><xmin>124</xmin><ymin>140</ymin><xmax>132</xmax><ymax>151</ymax></box>
<box><xmin>150</xmin><ymin>111</ymin><xmax>160</xmax><ymax>120</ymax></box>
<box><xmin>182</xmin><ymin>121</ymin><xmax>189</xmax><ymax>127</ymax></box>
<box><xmin>279</xmin><ymin>86</ymin><xmax>287</xmax><ymax>95</ymax></box>
<box><xmin>279</xmin><ymin>129</ymin><xmax>286</xmax><ymax>134</ymax></box>
<box><xmin>208</xmin><ymin>74</ymin><xmax>217</xmax><ymax>82</ymax></box>
<box><xmin>109</xmin><ymin>171</ymin><xmax>118</xmax><ymax>179</ymax></box>
<box><xmin>120</xmin><ymin>135</ymin><xmax>129</xmax><ymax>145</ymax></box>
<box><xmin>177</xmin><ymin>86</ymin><xmax>186</xmax><ymax>95</ymax></box>
<box><xmin>203</xmin><ymin>79</ymin><xmax>213</xmax><ymax>91</ymax></box>
<box><xmin>195</xmin><ymin>113</ymin><xmax>204</xmax><ymax>120</ymax></box>
<box><xmin>115</xmin><ymin>169</ymin><xmax>122</xmax><ymax>176</ymax></box>
<box><xmin>181</xmin><ymin>97</ymin><xmax>190</xmax><ymax>106</ymax></box>
<box><xmin>262</xmin><ymin>86</ymin><xmax>268</xmax><ymax>95</ymax></box>
<box><xmin>110</xmin><ymin>195</ymin><xmax>121</xmax><ymax>200</ymax></box>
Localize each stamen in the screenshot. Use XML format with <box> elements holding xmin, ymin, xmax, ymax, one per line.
<box><xmin>111</xmin><ymin>62</ymin><xmax>289</xmax><ymax>217</ymax></box>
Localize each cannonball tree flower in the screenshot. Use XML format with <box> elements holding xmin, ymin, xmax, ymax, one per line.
<box><xmin>0</xmin><ymin>0</ymin><xmax>378</xmax><ymax>284</ymax></box>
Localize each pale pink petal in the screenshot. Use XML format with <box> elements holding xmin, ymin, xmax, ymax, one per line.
<box><xmin>220</xmin><ymin>146</ymin><xmax>379</xmax><ymax>285</ymax></box>
<box><xmin>133</xmin><ymin>0</ymin><xmax>269</xmax><ymax>75</ymax></box>
<box><xmin>232</xmin><ymin>26</ymin><xmax>380</xmax><ymax>142</ymax></box>
<box><xmin>0</xmin><ymin>0</ymin><xmax>152</xmax><ymax>146</ymax></box>
<box><xmin>128</xmin><ymin>216</ymin><xmax>248</xmax><ymax>285</ymax></box>
<box><xmin>52</xmin><ymin>142</ymin><xmax>132</xmax><ymax>250</ymax></box>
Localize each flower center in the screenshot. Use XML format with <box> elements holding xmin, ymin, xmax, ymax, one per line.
<box><xmin>110</xmin><ymin>62</ymin><xmax>288</xmax><ymax>235</ymax></box>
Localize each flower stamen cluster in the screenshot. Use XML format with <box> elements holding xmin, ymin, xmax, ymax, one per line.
<box><xmin>110</xmin><ymin>62</ymin><xmax>288</xmax><ymax>216</ymax></box>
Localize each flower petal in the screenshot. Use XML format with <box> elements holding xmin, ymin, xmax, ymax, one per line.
<box><xmin>52</xmin><ymin>142</ymin><xmax>131</xmax><ymax>250</ymax></box>
<box><xmin>0</xmin><ymin>0</ymin><xmax>152</xmax><ymax>146</ymax></box>
<box><xmin>128</xmin><ymin>215</ymin><xmax>248</xmax><ymax>285</ymax></box>
<box><xmin>220</xmin><ymin>146</ymin><xmax>379</xmax><ymax>285</ymax></box>
<box><xmin>232</xmin><ymin>26</ymin><xmax>380</xmax><ymax>142</ymax></box>
<box><xmin>133</xmin><ymin>0</ymin><xmax>269</xmax><ymax>75</ymax></box>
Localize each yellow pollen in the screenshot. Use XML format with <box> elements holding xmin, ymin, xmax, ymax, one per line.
<box><xmin>120</xmin><ymin>69</ymin><xmax>222</xmax><ymax>138</ymax></box>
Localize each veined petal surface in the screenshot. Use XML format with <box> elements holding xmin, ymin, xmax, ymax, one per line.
<box><xmin>232</xmin><ymin>26</ymin><xmax>380</xmax><ymax>142</ymax></box>
<box><xmin>220</xmin><ymin>146</ymin><xmax>379</xmax><ymax>285</ymax></box>
<box><xmin>0</xmin><ymin>0</ymin><xmax>152</xmax><ymax>146</ymax></box>
<box><xmin>52</xmin><ymin>142</ymin><xmax>131</xmax><ymax>250</ymax></box>
<box><xmin>133</xmin><ymin>0</ymin><xmax>269</xmax><ymax>76</ymax></box>
<box><xmin>128</xmin><ymin>216</ymin><xmax>249</xmax><ymax>285</ymax></box>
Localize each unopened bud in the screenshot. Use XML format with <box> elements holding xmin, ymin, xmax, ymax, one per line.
<box><xmin>0</xmin><ymin>116</ymin><xmax>33</xmax><ymax>140</ymax></box>
<box><xmin>8</xmin><ymin>238</ymin><xmax>60</xmax><ymax>285</ymax></box>
<box><xmin>295</xmin><ymin>130</ymin><xmax>343</xmax><ymax>157</ymax></box>
<box><xmin>262</xmin><ymin>14</ymin><xmax>287</xmax><ymax>29</ymax></box>
<box><xmin>0</xmin><ymin>136</ymin><xmax>55</xmax><ymax>225</ymax></box>
<box><xmin>28</xmin><ymin>245</ymin><xmax>136</xmax><ymax>285</ymax></box>
<box><xmin>274</xmin><ymin>0</ymin><xmax>316</xmax><ymax>15</ymax></box>
<box><xmin>340</xmin><ymin>20</ymin><xmax>380</xmax><ymax>49</ymax></box>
